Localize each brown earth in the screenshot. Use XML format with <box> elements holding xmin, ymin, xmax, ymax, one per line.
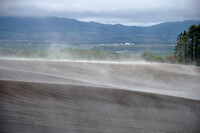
<box><xmin>0</xmin><ymin>59</ymin><xmax>200</xmax><ymax>133</ymax></box>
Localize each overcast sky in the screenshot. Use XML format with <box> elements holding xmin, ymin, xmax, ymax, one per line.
<box><xmin>0</xmin><ymin>0</ymin><xmax>200</xmax><ymax>26</ymax></box>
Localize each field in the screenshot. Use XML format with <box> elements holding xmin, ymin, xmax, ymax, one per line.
<box><xmin>0</xmin><ymin>42</ymin><xmax>175</xmax><ymax>62</ymax></box>
<box><xmin>83</xmin><ymin>44</ymin><xmax>175</xmax><ymax>56</ymax></box>
<box><xmin>0</xmin><ymin>59</ymin><xmax>200</xmax><ymax>133</ymax></box>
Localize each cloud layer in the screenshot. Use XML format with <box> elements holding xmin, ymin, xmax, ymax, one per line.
<box><xmin>0</xmin><ymin>0</ymin><xmax>200</xmax><ymax>26</ymax></box>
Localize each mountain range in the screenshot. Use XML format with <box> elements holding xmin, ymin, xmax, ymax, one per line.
<box><xmin>0</xmin><ymin>17</ymin><xmax>200</xmax><ymax>45</ymax></box>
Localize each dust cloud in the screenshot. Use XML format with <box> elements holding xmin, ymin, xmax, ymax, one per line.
<box><xmin>0</xmin><ymin>58</ymin><xmax>200</xmax><ymax>100</ymax></box>
<box><xmin>0</xmin><ymin>58</ymin><xmax>200</xmax><ymax>133</ymax></box>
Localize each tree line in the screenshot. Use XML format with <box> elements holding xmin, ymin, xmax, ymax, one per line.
<box><xmin>174</xmin><ymin>24</ymin><xmax>200</xmax><ymax>65</ymax></box>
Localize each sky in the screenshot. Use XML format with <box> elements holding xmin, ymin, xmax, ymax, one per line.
<box><xmin>0</xmin><ymin>0</ymin><xmax>200</xmax><ymax>26</ymax></box>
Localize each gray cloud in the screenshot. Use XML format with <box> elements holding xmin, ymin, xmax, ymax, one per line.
<box><xmin>0</xmin><ymin>0</ymin><xmax>200</xmax><ymax>26</ymax></box>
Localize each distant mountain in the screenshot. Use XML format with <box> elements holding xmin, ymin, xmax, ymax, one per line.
<box><xmin>0</xmin><ymin>17</ymin><xmax>199</xmax><ymax>45</ymax></box>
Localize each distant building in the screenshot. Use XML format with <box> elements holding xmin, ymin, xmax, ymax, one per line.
<box><xmin>124</xmin><ymin>43</ymin><xmax>135</xmax><ymax>45</ymax></box>
<box><xmin>125</xmin><ymin>43</ymin><xmax>130</xmax><ymax>45</ymax></box>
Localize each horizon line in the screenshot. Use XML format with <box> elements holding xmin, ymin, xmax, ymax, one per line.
<box><xmin>0</xmin><ymin>16</ymin><xmax>200</xmax><ymax>27</ymax></box>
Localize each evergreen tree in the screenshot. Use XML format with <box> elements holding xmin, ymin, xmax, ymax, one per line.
<box><xmin>188</xmin><ymin>25</ymin><xmax>196</xmax><ymax>62</ymax></box>
<box><xmin>195</xmin><ymin>25</ymin><xmax>200</xmax><ymax>63</ymax></box>
<box><xmin>174</xmin><ymin>24</ymin><xmax>200</xmax><ymax>65</ymax></box>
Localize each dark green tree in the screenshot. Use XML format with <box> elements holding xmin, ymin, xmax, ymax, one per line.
<box><xmin>188</xmin><ymin>25</ymin><xmax>196</xmax><ymax>62</ymax></box>
<box><xmin>174</xmin><ymin>24</ymin><xmax>200</xmax><ymax>65</ymax></box>
<box><xmin>195</xmin><ymin>25</ymin><xmax>200</xmax><ymax>63</ymax></box>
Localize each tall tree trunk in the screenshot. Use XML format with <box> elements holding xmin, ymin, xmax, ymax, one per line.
<box><xmin>184</xmin><ymin>45</ymin><xmax>187</xmax><ymax>63</ymax></box>
<box><xmin>191</xmin><ymin>37</ymin><xmax>194</xmax><ymax>62</ymax></box>
<box><xmin>195</xmin><ymin>40</ymin><xmax>198</xmax><ymax>62</ymax></box>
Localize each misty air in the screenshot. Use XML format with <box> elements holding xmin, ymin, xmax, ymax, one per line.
<box><xmin>0</xmin><ymin>0</ymin><xmax>200</xmax><ymax>133</ymax></box>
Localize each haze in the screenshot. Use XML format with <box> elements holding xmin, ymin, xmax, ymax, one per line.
<box><xmin>0</xmin><ymin>0</ymin><xmax>200</xmax><ymax>26</ymax></box>
<box><xmin>1</xmin><ymin>59</ymin><xmax>200</xmax><ymax>132</ymax></box>
<box><xmin>0</xmin><ymin>0</ymin><xmax>200</xmax><ymax>132</ymax></box>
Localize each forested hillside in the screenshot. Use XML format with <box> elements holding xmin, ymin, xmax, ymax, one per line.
<box><xmin>0</xmin><ymin>17</ymin><xmax>200</xmax><ymax>45</ymax></box>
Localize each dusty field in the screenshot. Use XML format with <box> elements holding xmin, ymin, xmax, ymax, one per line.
<box><xmin>0</xmin><ymin>59</ymin><xmax>200</xmax><ymax>133</ymax></box>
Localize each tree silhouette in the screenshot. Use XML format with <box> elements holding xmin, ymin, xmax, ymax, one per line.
<box><xmin>175</xmin><ymin>24</ymin><xmax>200</xmax><ymax>65</ymax></box>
